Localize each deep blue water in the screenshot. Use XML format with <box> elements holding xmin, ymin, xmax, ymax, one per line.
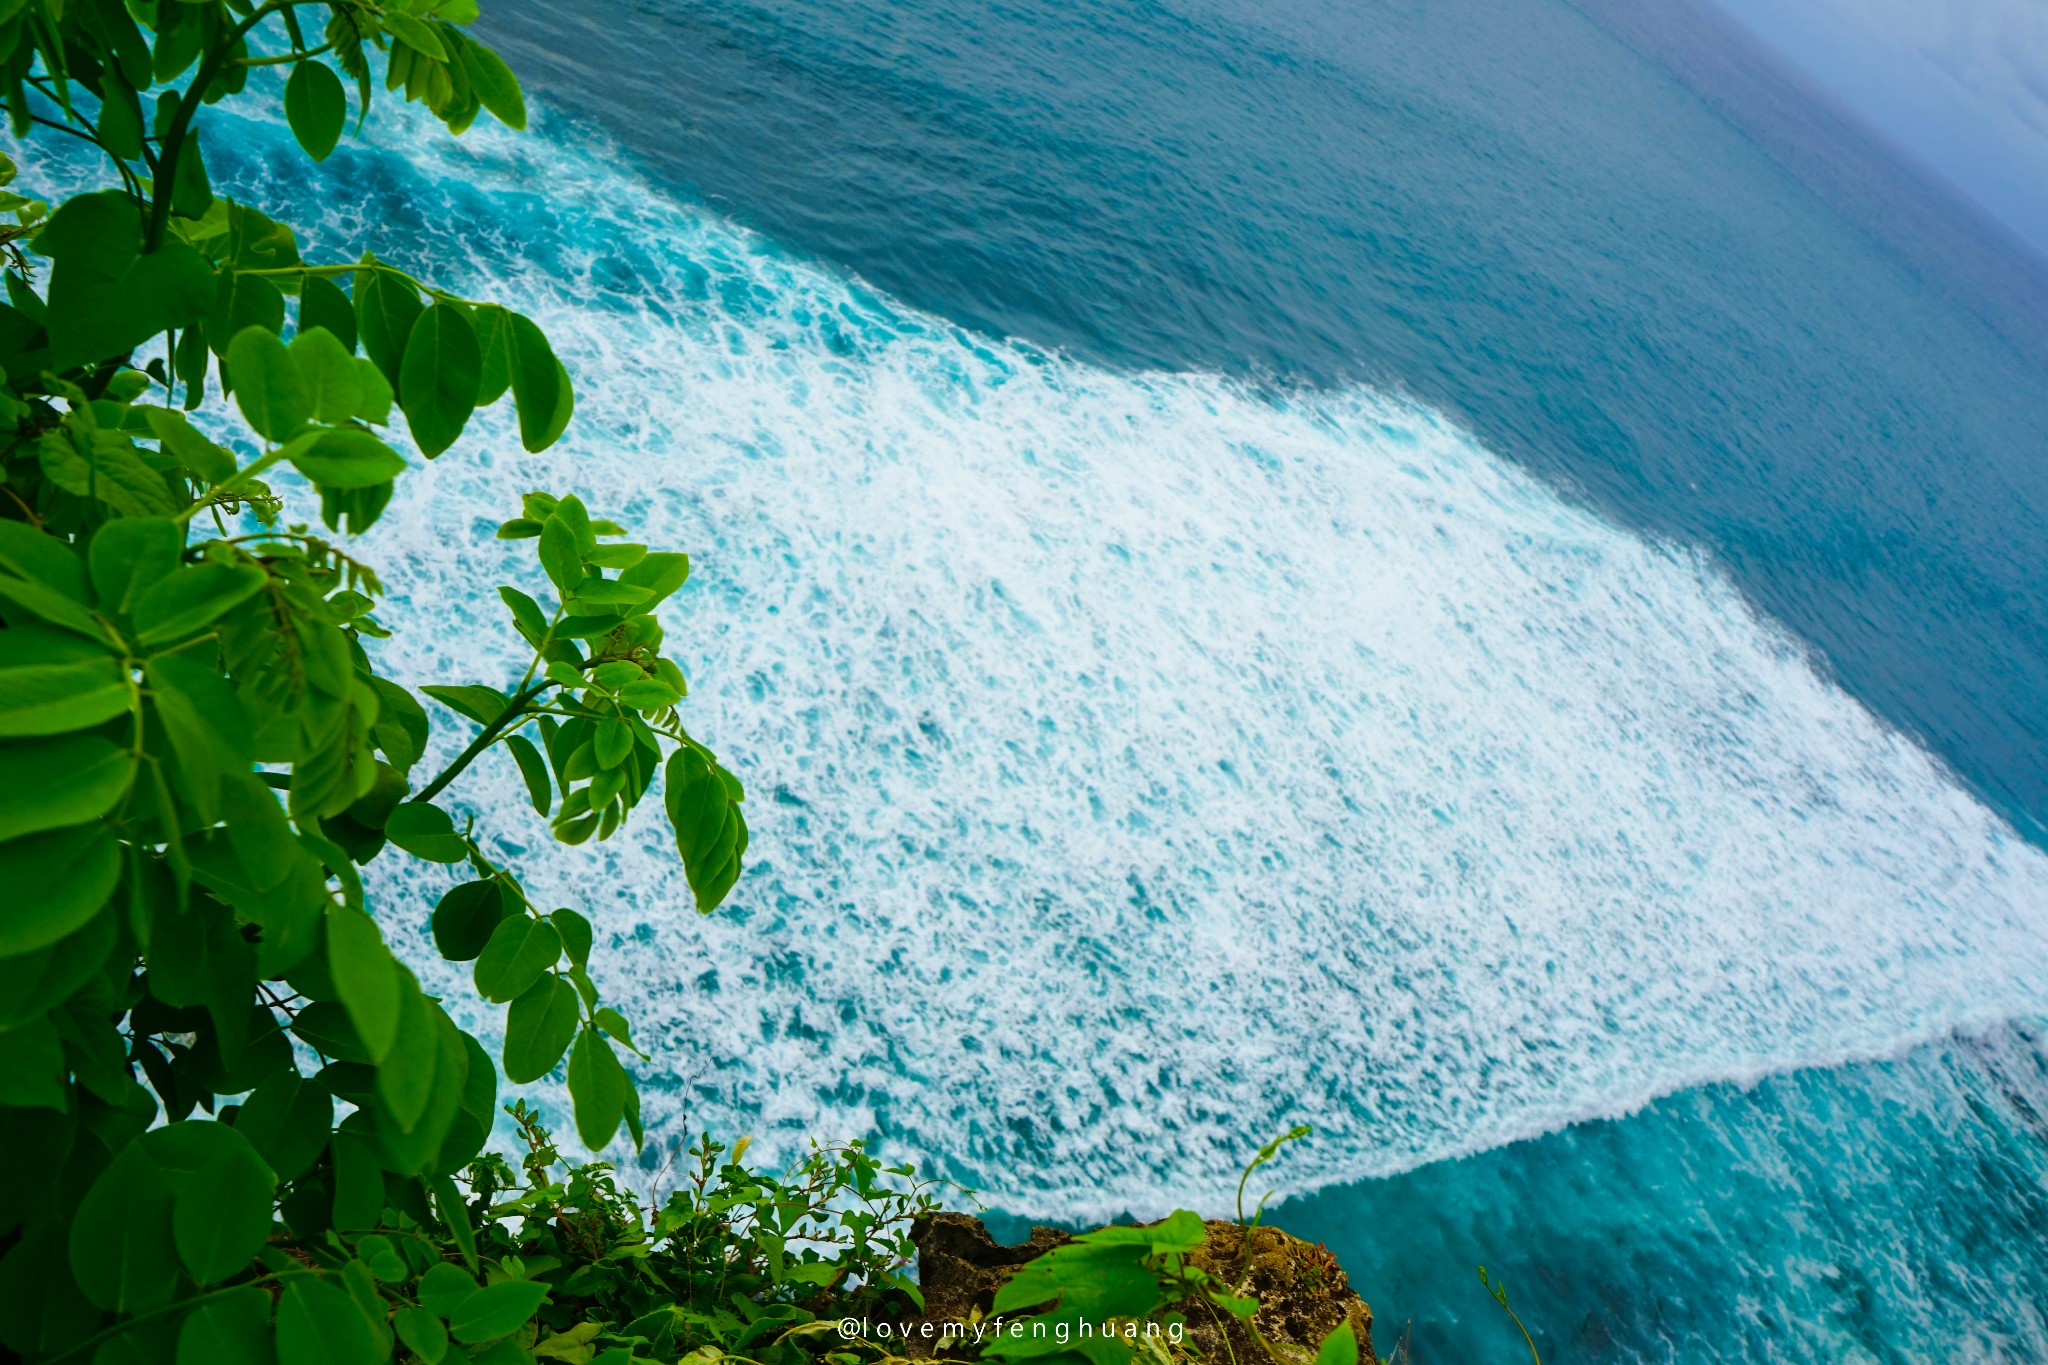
<box><xmin>35</xmin><ymin>0</ymin><xmax>2048</xmax><ymax>1357</ymax></box>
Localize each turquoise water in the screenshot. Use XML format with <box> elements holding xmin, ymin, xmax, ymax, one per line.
<box><xmin>30</xmin><ymin>0</ymin><xmax>2048</xmax><ymax>1356</ymax></box>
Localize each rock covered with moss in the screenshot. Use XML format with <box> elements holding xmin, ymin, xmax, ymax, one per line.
<box><xmin>909</xmin><ymin>1212</ymin><xmax>1374</xmax><ymax>1363</ymax></box>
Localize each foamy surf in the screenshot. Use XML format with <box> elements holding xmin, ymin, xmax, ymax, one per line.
<box><xmin>26</xmin><ymin>94</ymin><xmax>2048</xmax><ymax>1221</ymax></box>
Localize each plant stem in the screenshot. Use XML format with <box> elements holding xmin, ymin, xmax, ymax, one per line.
<box><xmin>146</xmin><ymin>0</ymin><xmax>326</xmax><ymax>252</ymax></box>
<box><xmin>236</xmin><ymin>261</ymin><xmax>484</xmax><ymax>308</ymax></box>
<box><xmin>234</xmin><ymin>41</ymin><xmax>336</xmax><ymax>68</ymax></box>
<box><xmin>414</xmin><ymin>683</ymin><xmax>554</xmax><ymax>804</ymax></box>
<box><xmin>174</xmin><ymin>447</ymin><xmax>291</xmax><ymax>523</ymax></box>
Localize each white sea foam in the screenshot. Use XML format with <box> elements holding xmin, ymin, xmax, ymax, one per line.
<box><xmin>60</xmin><ymin>99</ymin><xmax>2048</xmax><ymax>1217</ymax></box>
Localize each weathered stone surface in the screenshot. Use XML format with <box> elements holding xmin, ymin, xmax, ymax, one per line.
<box><xmin>1176</xmin><ymin>1221</ymin><xmax>1373</xmax><ymax>1365</ymax></box>
<box><xmin>907</xmin><ymin>1213</ymin><xmax>1373</xmax><ymax>1364</ymax></box>
<box><xmin>909</xmin><ymin>1212</ymin><xmax>1072</xmax><ymax>1352</ymax></box>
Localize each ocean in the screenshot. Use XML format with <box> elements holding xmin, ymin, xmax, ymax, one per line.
<box><xmin>65</xmin><ymin>0</ymin><xmax>2048</xmax><ymax>1356</ymax></box>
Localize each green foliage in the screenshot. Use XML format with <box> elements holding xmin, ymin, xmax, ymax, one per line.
<box><xmin>359</xmin><ymin>1105</ymin><xmax>952</xmax><ymax>1365</ymax></box>
<box><xmin>0</xmin><ymin>3</ymin><xmax>752</xmax><ymax>1363</ymax></box>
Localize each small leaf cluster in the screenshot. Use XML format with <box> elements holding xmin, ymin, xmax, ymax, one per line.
<box><xmin>637</xmin><ymin>1130</ymin><xmax>947</xmax><ymax>1353</ymax></box>
<box><xmin>159</xmin><ymin>1103</ymin><xmax>954</xmax><ymax>1365</ymax></box>
<box><xmin>492</xmin><ymin>491</ymin><xmax>748</xmax><ymax>907</ymax></box>
<box><xmin>0</xmin><ymin>5</ymin><xmax>751</xmax><ymax>1365</ymax></box>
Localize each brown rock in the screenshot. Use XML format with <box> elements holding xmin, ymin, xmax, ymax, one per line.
<box><xmin>908</xmin><ymin>1212</ymin><xmax>1073</xmax><ymax>1353</ymax></box>
<box><xmin>907</xmin><ymin>1213</ymin><xmax>1373</xmax><ymax>1365</ymax></box>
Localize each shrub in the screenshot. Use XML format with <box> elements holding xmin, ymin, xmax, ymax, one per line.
<box><xmin>0</xmin><ymin>2</ymin><xmax>750</xmax><ymax>1361</ymax></box>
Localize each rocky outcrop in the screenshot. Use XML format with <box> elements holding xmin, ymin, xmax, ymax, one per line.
<box><xmin>908</xmin><ymin>1213</ymin><xmax>1374</xmax><ymax>1364</ymax></box>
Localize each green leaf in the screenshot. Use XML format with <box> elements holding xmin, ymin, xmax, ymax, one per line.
<box><xmin>384</xmin><ymin>10</ymin><xmax>449</xmax><ymax>60</ymax></box>
<box><xmin>285</xmin><ymin>426</ymin><xmax>406</xmax><ymax>489</ymax></box>
<box><xmin>327</xmin><ymin>905</ymin><xmax>402</xmax><ymax>1063</ymax></box>
<box><xmin>0</xmin><ymin>623</ymin><xmax>130</xmax><ymax>736</ymax></box>
<box><xmin>432</xmin><ymin>879</ymin><xmax>510</xmax><ymax>961</ymax></box>
<box><xmin>663</xmin><ymin>747</ymin><xmax>748</xmax><ymax>912</ymax></box>
<box><xmin>290</xmin><ymin>325</ymin><xmax>365</xmax><ymax>424</ymax></box>
<box><xmin>585</xmin><ymin>542</ymin><xmax>647</xmax><ymax>570</ymax></box>
<box><xmin>149</xmin><ymin>888</ymin><xmax>259</xmax><ymax>1061</ymax></box>
<box><xmin>419</xmin><ymin>683</ymin><xmax>508</xmax><ymax>727</ymax></box>
<box><xmin>0</xmin><ymin>570</ymin><xmax>104</xmax><ymax>639</ymax></box>
<box><xmin>506</xmin><ymin>313</ymin><xmax>564</xmax><ymax>452</ymax></box>
<box><xmin>472</xmin><ymin>915</ymin><xmax>561</xmax><ymax>1003</ymax></box>
<box><xmin>593</xmin><ymin>717</ymin><xmax>632</xmax><ymax>768</ymax></box>
<box><xmin>566</xmin><ymin>580</ymin><xmax>651</xmax><ymax>609</ymax></box>
<box><xmin>145</xmin><ymin>406</ymin><xmax>238</xmax><ymax>482</ymax></box>
<box><xmin>502</xmin><ymin>974</ymin><xmax>579</xmax><ymax>1083</ymax></box>
<box><xmin>506</xmin><ymin>734</ymin><xmax>551</xmax><ymax>814</ymax></box>
<box><xmin>67</xmin><ymin>1143</ymin><xmax>180</xmax><ymax>1313</ymax></box>
<box><xmin>292</xmin><ymin>999</ymin><xmax>372</xmax><ymax>1062</ymax></box>
<box><xmin>214</xmin><ymin>770</ymin><xmax>306</xmax><ymax>893</ymax></box>
<box><xmin>0</xmin><ymin>734</ymin><xmax>134</xmax><ymax>841</ymax></box>
<box><xmin>98</xmin><ymin>69</ymin><xmax>145</xmax><ymax>161</ymax></box>
<box><xmin>177</xmin><ymin>1286</ymin><xmax>274</xmax><ymax>1365</ymax></box>
<box><xmin>300</xmin><ymin>274</ymin><xmax>357</xmax><ymax>353</ymax></box>
<box><xmin>0</xmin><ymin>824</ymin><xmax>120</xmax><ymax>957</ymax></box>
<box><xmin>447</xmin><ymin>1281</ymin><xmax>549</xmax><ymax>1345</ymax></box>
<box><xmin>0</xmin><ymin>1221</ymin><xmax>101</xmax><ymax>1356</ymax></box>
<box><xmin>34</xmin><ymin>191</ymin><xmax>215</xmax><ymax>370</ymax></box>
<box><xmin>228</xmin><ymin>325</ymin><xmax>311</xmax><ymax>441</ymax></box>
<box><xmin>150</xmin><ymin>649</ymin><xmax>254</xmax><ymax>823</ymax></box>
<box><xmin>0</xmin><ymin>519</ymin><xmax>88</xmax><ymax>602</ymax></box>
<box><xmin>459</xmin><ymin>39</ymin><xmax>526</xmax><ymax>130</ymax></box>
<box><xmin>88</xmin><ymin>515</ymin><xmax>182</xmax><ymax>614</ymax></box>
<box><xmin>139</xmin><ymin>1121</ymin><xmax>277</xmax><ymax>1285</ymax></box>
<box><xmin>0</xmin><ymin>1016</ymin><xmax>66</xmax><ymax>1108</ymax></box>
<box><xmin>535</xmin><ymin>360</ymin><xmax>575</xmax><ymax>449</ymax></box>
<box><xmin>384</xmin><ymin>800</ymin><xmax>469</xmax><ymax>862</ymax></box>
<box><xmin>472</xmin><ymin>304</ymin><xmax>513</xmax><ymax>404</ymax></box>
<box><xmin>276</xmin><ymin>1276</ymin><xmax>381</xmax><ymax>1365</ymax></box>
<box><xmin>497</xmin><ymin>584</ymin><xmax>547</xmax><ymax>642</ymax></box>
<box><xmin>327</xmin><ymin>1128</ymin><xmax>384</xmax><ymax>1233</ymax></box>
<box><xmin>38</xmin><ymin>426</ymin><xmax>178</xmax><ymax>517</ymax></box>
<box><xmin>0</xmin><ymin>900</ymin><xmax>114</xmax><ymax>1029</ymax></box>
<box><xmin>617</xmin><ymin>551</ymin><xmax>690</xmax><ymax>608</ymax></box>
<box><xmin>537</xmin><ymin>514</ymin><xmax>583</xmax><ymax>596</ymax></box>
<box><xmin>174</xmin><ymin>122</ymin><xmax>215</xmax><ymax>219</ymax></box>
<box><xmin>284</xmin><ymin>59</ymin><xmax>347</xmax><ymax>161</ymax></box>
<box><xmin>395</xmin><ymin>1308</ymin><xmax>449</xmax><ymax>1365</ymax></box>
<box><xmin>618</xmin><ymin>679</ymin><xmax>683</xmax><ymax>711</ymax></box>
<box><xmin>1315</xmin><ymin>1322</ymin><xmax>1358</xmax><ymax>1365</ymax></box>
<box><xmin>589</xmin><ymin>1010</ymin><xmax>634</xmax><ymax>1064</ymax></box>
<box><xmin>398</xmin><ymin>303</ymin><xmax>480</xmax><ymax>458</ymax></box>
<box><xmin>232</xmin><ymin>1070</ymin><xmax>334</xmax><ymax>1181</ymax></box>
<box><xmin>224</xmin><ymin>201</ymin><xmax>302</xmax><ymax>274</ymax></box>
<box><xmin>374</xmin><ymin>971</ymin><xmax>442</xmax><ymax>1133</ymax></box>
<box><xmin>132</xmin><ymin>561</ymin><xmax>269</xmax><ymax>646</ymax></box>
<box><xmin>208</xmin><ymin>270</ymin><xmax>285</xmax><ymax>357</ymax></box>
<box><xmin>367</xmin><ymin>676</ymin><xmax>429</xmax><ymax>771</ymax></box>
<box><xmin>566</xmin><ymin>1027</ymin><xmax>631</xmax><ymax>1150</ymax></box>
<box><xmin>592</xmin><ymin>1006</ymin><xmax>636</xmax><ymax>1053</ymax></box>
<box><xmin>355</xmin><ymin>260</ymin><xmax>423</xmax><ymax>390</ymax></box>
<box><xmin>417</xmin><ymin>1262</ymin><xmax>478</xmax><ymax>1319</ymax></box>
